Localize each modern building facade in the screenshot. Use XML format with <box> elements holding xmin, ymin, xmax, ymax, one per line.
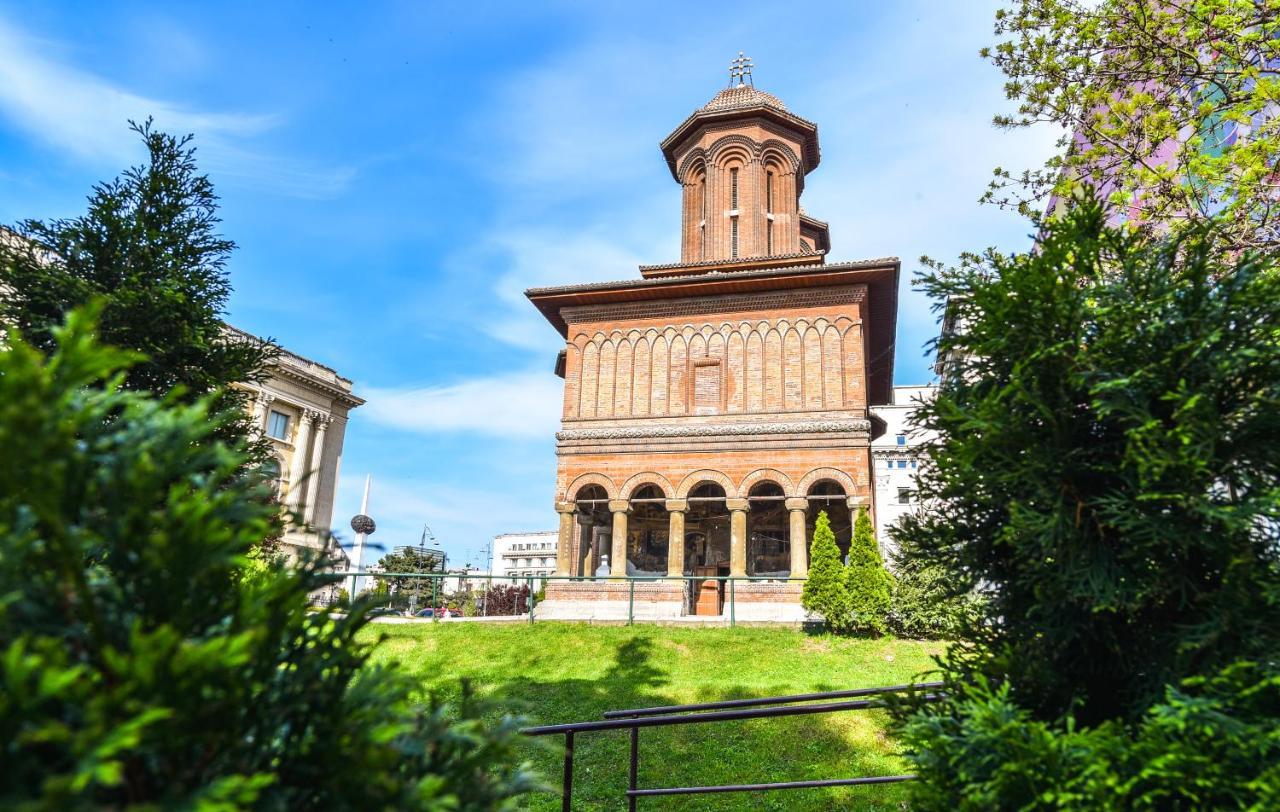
<box><xmin>525</xmin><ymin>58</ymin><xmax>900</xmax><ymax>619</ymax></box>
<box><xmin>491</xmin><ymin>531</ymin><xmax>559</xmax><ymax>581</ymax></box>
<box><xmin>230</xmin><ymin>327</ymin><xmax>365</xmax><ymax>564</ymax></box>
<box><xmin>870</xmin><ymin>385</ymin><xmax>936</xmax><ymax>555</ymax></box>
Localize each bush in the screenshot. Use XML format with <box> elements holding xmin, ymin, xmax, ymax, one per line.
<box><xmin>0</xmin><ymin>310</ymin><xmax>538</xmax><ymax>809</ymax></box>
<box><xmin>479</xmin><ymin>584</ymin><xmax>531</xmax><ymax>617</ymax></box>
<box><xmin>801</xmin><ymin>511</ymin><xmax>852</xmax><ymax>632</ymax></box>
<box><xmin>887</xmin><ymin>533</ymin><xmax>983</xmax><ymax>640</ymax></box>
<box><xmin>900</xmin><ymin>662</ymin><xmax>1280</xmax><ymax>810</ymax></box>
<box><xmin>845</xmin><ymin>506</ymin><xmax>893</xmax><ymax>635</ymax></box>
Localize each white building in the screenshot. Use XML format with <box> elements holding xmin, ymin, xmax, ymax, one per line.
<box><xmin>870</xmin><ymin>384</ymin><xmax>937</xmax><ymax>556</ymax></box>
<box><xmin>491</xmin><ymin>531</ymin><xmax>558</xmax><ymax>581</ymax></box>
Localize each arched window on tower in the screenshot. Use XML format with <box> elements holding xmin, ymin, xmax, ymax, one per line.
<box><xmin>766</xmin><ymin>169</ymin><xmax>774</xmax><ymax>255</ymax></box>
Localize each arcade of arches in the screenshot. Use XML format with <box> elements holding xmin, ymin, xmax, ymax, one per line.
<box><xmin>554</xmin><ymin>472</ymin><xmax>859</xmax><ymax>580</ymax></box>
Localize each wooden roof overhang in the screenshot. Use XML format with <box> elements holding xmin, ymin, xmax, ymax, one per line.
<box><xmin>659</xmin><ymin>105</ymin><xmax>821</xmax><ymax>180</ymax></box>
<box><xmin>525</xmin><ymin>258</ymin><xmax>900</xmax><ymax>406</ymax></box>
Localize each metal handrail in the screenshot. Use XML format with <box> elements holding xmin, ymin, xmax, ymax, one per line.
<box><xmin>522</xmin><ymin>682</ymin><xmax>943</xmax><ymax>811</ymax></box>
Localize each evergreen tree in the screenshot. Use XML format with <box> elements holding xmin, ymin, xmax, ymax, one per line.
<box><xmin>845</xmin><ymin>506</ymin><xmax>893</xmax><ymax>635</ymax></box>
<box><xmin>800</xmin><ymin>511</ymin><xmax>852</xmax><ymax>633</ymax></box>
<box><xmin>0</xmin><ymin>119</ymin><xmax>274</xmax><ymax>449</ymax></box>
<box><xmin>0</xmin><ymin>309</ymin><xmax>537</xmax><ymax>809</ymax></box>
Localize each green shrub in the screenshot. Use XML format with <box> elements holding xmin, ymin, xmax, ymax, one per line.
<box><xmin>0</xmin><ymin>310</ymin><xmax>538</xmax><ymax>809</ymax></box>
<box><xmin>887</xmin><ymin>533</ymin><xmax>982</xmax><ymax>640</ymax></box>
<box><xmin>801</xmin><ymin>511</ymin><xmax>852</xmax><ymax>633</ymax></box>
<box><xmin>845</xmin><ymin>506</ymin><xmax>893</xmax><ymax>635</ymax></box>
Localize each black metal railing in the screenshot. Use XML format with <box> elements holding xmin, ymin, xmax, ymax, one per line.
<box><xmin>522</xmin><ymin>680</ymin><xmax>945</xmax><ymax>810</ymax></box>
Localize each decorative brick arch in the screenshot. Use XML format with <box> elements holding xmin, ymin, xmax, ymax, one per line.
<box><xmin>564</xmin><ymin>472</ymin><xmax>619</xmax><ymax>502</ymax></box>
<box><xmin>676</xmin><ymin>149</ymin><xmax>707</xmax><ymax>183</ymax></box>
<box><xmin>620</xmin><ymin>472</ymin><xmax>676</xmax><ymax>500</ymax></box>
<box><xmin>708</xmin><ymin>134</ymin><xmax>758</xmax><ymax>167</ymax></box>
<box><xmin>797</xmin><ymin>467</ymin><xmax>857</xmax><ymax>496</ymax></box>
<box><xmin>758</xmin><ymin>139</ymin><xmax>801</xmax><ymax>173</ymax></box>
<box><xmin>738</xmin><ymin>468</ymin><xmax>796</xmax><ymax>498</ymax></box>
<box><xmin>676</xmin><ymin>469</ymin><xmax>738</xmax><ymax>499</ymax></box>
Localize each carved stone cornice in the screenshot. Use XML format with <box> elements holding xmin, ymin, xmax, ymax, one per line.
<box><xmin>556</xmin><ymin>420</ymin><xmax>871</xmax><ymax>442</ymax></box>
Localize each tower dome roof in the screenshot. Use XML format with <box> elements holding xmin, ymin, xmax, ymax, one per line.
<box><xmin>700</xmin><ymin>83</ymin><xmax>788</xmax><ymax>113</ymax></box>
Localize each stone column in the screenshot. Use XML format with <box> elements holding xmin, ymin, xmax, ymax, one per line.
<box><xmin>665</xmin><ymin>499</ymin><xmax>687</xmax><ymax>579</ymax></box>
<box><xmin>727</xmin><ymin>498</ymin><xmax>749</xmax><ymax>578</ymax></box>
<box><xmin>285</xmin><ymin>409</ymin><xmax>316</xmax><ymax>513</ymax></box>
<box><xmin>554</xmin><ymin>503</ymin><xmax>576</xmax><ymax>576</ymax></box>
<box><xmin>252</xmin><ymin>392</ymin><xmax>272</xmax><ymax>431</ymax></box>
<box><xmin>577</xmin><ymin>514</ymin><xmax>597</xmax><ymax>576</ymax></box>
<box><xmin>303</xmin><ymin>415</ymin><xmax>330</xmax><ymax>525</ymax></box>
<box><xmin>786</xmin><ymin>497</ymin><xmax>809</xmax><ymax>578</ymax></box>
<box><xmin>608</xmin><ymin>499</ymin><xmax>630</xmax><ymax>578</ymax></box>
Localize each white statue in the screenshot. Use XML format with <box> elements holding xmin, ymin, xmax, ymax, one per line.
<box><xmin>595</xmin><ymin>556</ymin><xmax>610</xmax><ymax>578</ymax></box>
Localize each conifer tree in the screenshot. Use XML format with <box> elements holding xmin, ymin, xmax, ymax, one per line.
<box><xmin>800</xmin><ymin>510</ymin><xmax>852</xmax><ymax>633</ymax></box>
<box><xmin>846</xmin><ymin>506</ymin><xmax>893</xmax><ymax>635</ymax></box>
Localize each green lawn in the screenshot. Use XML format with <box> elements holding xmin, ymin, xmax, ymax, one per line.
<box><xmin>365</xmin><ymin>623</ymin><xmax>944</xmax><ymax>810</ymax></box>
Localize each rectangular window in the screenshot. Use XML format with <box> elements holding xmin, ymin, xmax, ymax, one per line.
<box><xmin>730</xmin><ymin>167</ymin><xmax>739</xmax><ymax>209</ymax></box>
<box><xmin>898</xmin><ymin>488</ymin><xmax>912</xmax><ymax>505</ymax></box>
<box><xmin>898</xmin><ymin>460</ymin><xmax>908</xmax><ymax>469</ymax></box>
<box><xmin>896</xmin><ymin>434</ymin><xmax>906</xmax><ymax>446</ymax></box>
<box><xmin>731</xmin><ymin>218</ymin><xmax>739</xmax><ymax>258</ymax></box>
<box><xmin>766</xmin><ymin>170</ymin><xmax>774</xmax><ymax>212</ymax></box>
<box><xmin>267</xmin><ymin>410</ymin><xmax>290</xmax><ymax>441</ymax></box>
<box><xmin>767</xmin><ymin>220</ymin><xmax>773</xmax><ymax>255</ymax></box>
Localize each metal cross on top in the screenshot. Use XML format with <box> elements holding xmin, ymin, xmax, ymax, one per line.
<box><xmin>729</xmin><ymin>51</ymin><xmax>754</xmax><ymax>87</ymax></box>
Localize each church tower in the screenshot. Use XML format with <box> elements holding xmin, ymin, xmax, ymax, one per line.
<box><xmin>526</xmin><ymin>56</ymin><xmax>899</xmax><ymax>622</ymax></box>
<box><xmin>656</xmin><ymin>52</ymin><xmax>830</xmax><ymax>272</ymax></box>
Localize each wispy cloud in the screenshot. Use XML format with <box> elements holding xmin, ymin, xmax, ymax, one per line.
<box><xmin>360</xmin><ymin>370</ymin><xmax>564</xmax><ymax>439</ymax></box>
<box><xmin>0</xmin><ymin>17</ymin><xmax>354</xmax><ymax>198</ymax></box>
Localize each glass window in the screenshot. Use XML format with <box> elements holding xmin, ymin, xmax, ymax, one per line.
<box><xmin>267</xmin><ymin>410</ymin><xmax>290</xmax><ymax>440</ymax></box>
<box><xmin>896</xmin><ymin>434</ymin><xmax>906</xmax><ymax>446</ymax></box>
<box><xmin>898</xmin><ymin>488</ymin><xmax>912</xmax><ymax>504</ymax></box>
<box><xmin>898</xmin><ymin>460</ymin><xmax>909</xmax><ymax>469</ymax></box>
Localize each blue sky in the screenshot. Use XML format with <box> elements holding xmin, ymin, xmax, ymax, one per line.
<box><xmin>0</xmin><ymin>1</ymin><xmax>1057</xmax><ymax>568</ymax></box>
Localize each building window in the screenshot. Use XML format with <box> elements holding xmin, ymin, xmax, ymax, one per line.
<box><xmin>731</xmin><ymin>218</ymin><xmax>739</xmax><ymax>258</ymax></box>
<box><xmin>766</xmin><ymin>170</ymin><xmax>774</xmax><ymax>212</ymax></box>
<box><xmin>898</xmin><ymin>488</ymin><xmax>912</xmax><ymax>505</ymax></box>
<box><xmin>730</xmin><ymin>167</ymin><xmax>739</xmax><ymax>209</ymax></box>
<box><xmin>898</xmin><ymin>460</ymin><xmax>909</xmax><ymax>469</ymax></box>
<box><xmin>267</xmin><ymin>410</ymin><xmax>290</xmax><ymax>441</ymax></box>
<box><xmin>896</xmin><ymin>434</ymin><xmax>906</xmax><ymax>446</ymax></box>
<box><xmin>766</xmin><ymin>220</ymin><xmax>772</xmax><ymax>255</ymax></box>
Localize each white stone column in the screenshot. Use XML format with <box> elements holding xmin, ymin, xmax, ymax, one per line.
<box><xmin>786</xmin><ymin>497</ymin><xmax>809</xmax><ymax>578</ymax></box>
<box><xmin>608</xmin><ymin>499</ymin><xmax>630</xmax><ymax>578</ymax></box>
<box><xmin>303</xmin><ymin>414</ymin><xmax>330</xmax><ymax>525</ymax></box>
<box><xmin>555</xmin><ymin>503</ymin><xmax>576</xmax><ymax>576</ymax></box>
<box><xmin>727</xmin><ymin>498</ymin><xmax>749</xmax><ymax>577</ymax></box>
<box><xmin>666</xmin><ymin>499</ymin><xmax>687</xmax><ymax>579</ymax></box>
<box><xmin>253</xmin><ymin>392</ymin><xmax>274</xmax><ymax>432</ymax></box>
<box><xmin>285</xmin><ymin>410</ymin><xmax>316</xmax><ymax>514</ymax></box>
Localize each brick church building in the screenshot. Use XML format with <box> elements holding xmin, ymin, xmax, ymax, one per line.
<box><xmin>525</xmin><ymin>57</ymin><xmax>899</xmax><ymax>619</ymax></box>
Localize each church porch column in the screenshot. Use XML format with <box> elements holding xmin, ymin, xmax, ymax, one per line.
<box><xmin>285</xmin><ymin>410</ymin><xmax>317</xmax><ymax>514</ymax></box>
<box><xmin>727</xmin><ymin>498</ymin><xmax>749</xmax><ymax>578</ymax></box>
<box><xmin>303</xmin><ymin>414</ymin><xmax>331</xmax><ymax>525</ymax></box>
<box><xmin>555</xmin><ymin>503</ymin><xmax>576</xmax><ymax>576</ymax></box>
<box><xmin>786</xmin><ymin>497</ymin><xmax>809</xmax><ymax>578</ymax></box>
<box><xmin>665</xmin><ymin>499</ymin><xmax>687</xmax><ymax>579</ymax></box>
<box><xmin>608</xmin><ymin>499</ymin><xmax>630</xmax><ymax>578</ymax></box>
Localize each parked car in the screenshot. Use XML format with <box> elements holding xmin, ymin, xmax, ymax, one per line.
<box><xmin>366</xmin><ymin>606</ymin><xmax>402</xmax><ymax>618</ymax></box>
<box><xmin>414</xmin><ymin>607</ymin><xmax>455</xmax><ymax>618</ymax></box>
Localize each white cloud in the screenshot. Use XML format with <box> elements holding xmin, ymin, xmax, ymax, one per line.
<box><xmin>0</xmin><ymin>17</ymin><xmax>354</xmax><ymax>198</ymax></box>
<box><xmin>360</xmin><ymin>370</ymin><xmax>564</xmax><ymax>439</ymax></box>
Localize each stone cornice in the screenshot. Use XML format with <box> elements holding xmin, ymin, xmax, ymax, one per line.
<box><xmin>557</xmin><ymin>420</ymin><xmax>871</xmax><ymax>442</ymax></box>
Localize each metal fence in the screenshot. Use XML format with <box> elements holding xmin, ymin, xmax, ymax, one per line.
<box><xmin>523</xmin><ymin>681</ymin><xmax>946</xmax><ymax>810</ymax></box>
<box><xmin>321</xmin><ymin>571</ymin><xmax>808</xmax><ymax>626</ymax></box>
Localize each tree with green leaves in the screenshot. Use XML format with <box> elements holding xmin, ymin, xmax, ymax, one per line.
<box><xmin>896</xmin><ymin>197</ymin><xmax>1280</xmax><ymax>807</ymax></box>
<box><xmin>0</xmin><ymin>308</ymin><xmax>538</xmax><ymax>809</ymax></box>
<box><xmin>845</xmin><ymin>506</ymin><xmax>893</xmax><ymax>636</ymax></box>
<box><xmin>982</xmin><ymin>0</ymin><xmax>1280</xmax><ymax>250</ymax></box>
<box><xmin>0</xmin><ymin>119</ymin><xmax>274</xmax><ymax>444</ymax></box>
<box><xmin>887</xmin><ymin>532</ymin><xmax>983</xmax><ymax>640</ymax></box>
<box><xmin>800</xmin><ymin>511</ymin><xmax>852</xmax><ymax>633</ymax></box>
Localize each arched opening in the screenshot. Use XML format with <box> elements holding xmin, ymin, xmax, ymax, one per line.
<box><xmin>573</xmin><ymin>484</ymin><xmax>610</xmax><ymax>577</ymax></box>
<box><xmin>684</xmin><ymin>482</ymin><xmax>730</xmax><ymax>576</ymax></box>
<box><xmin>806</xmin><ymin>480</ymin><xmax>853</xmax><ymax>563</ymax></box>
<box><xmin>747</xmin><ymin>481</ymin><xmax>789</xmax><ymax>577</ymax></box>
<box><xmin>626</xmin><ymin>484</ymin><xmax>668</xmax><ymax>576</ymax></box>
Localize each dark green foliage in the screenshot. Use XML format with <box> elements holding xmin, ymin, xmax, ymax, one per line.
<box><xmin>900</xmin><ymin>662</ymin><xmax>1280</xmax><ymax>811</ymax></box>
<box><xmin>0</xmin><ymin>310</ymin><xmax>538</xmax><ymax>809</ymax></box>
<box><xmin>898</xmin><ymin>198</ymin><xmax>1280</xmax><ymax>725</ymax></box>
<box><xmin>845</xmin><ymin>506</ymin><xmax>892</xmax><ymax>635</ymax></box>
<box><xmin>801</xmin><ymin>511</ymin><xmax>852</xmax><ymax>633</ymax></box>
<box><xmin>0</xmin><ymin>119</ymin><xmax>274</xmax><ymax>452</ymax></box>
<box><xmin>377</xmin><ymin>546</ymin><xmax>448</xmax><ymax>595</ymax></box>
<box><xmin>887</xmin><ymin>533</ymin><xmax>983</xmax><ymax>640</ymax></box>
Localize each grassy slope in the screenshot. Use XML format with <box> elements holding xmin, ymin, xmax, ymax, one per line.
<box><xmin>366</xmin><ymin>623</ymin><xmax>943</xmax><ymax>811</ymax></box>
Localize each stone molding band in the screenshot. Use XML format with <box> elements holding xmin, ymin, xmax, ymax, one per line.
<box><xmin>557</xmin><ymin>419</ymin><xmax>871</xmax><ymax>441</ymax></box>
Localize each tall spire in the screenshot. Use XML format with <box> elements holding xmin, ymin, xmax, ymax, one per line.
<box><xmin>729</xmin><ymin>51</ymin><xmax>754</xmax><ymax>87</ymax></box>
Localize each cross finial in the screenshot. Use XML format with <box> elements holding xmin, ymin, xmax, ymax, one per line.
<box><xmin>729</xmin><ymin>51</ymin><xmax>754</xmax><ymax>87</ymax></box>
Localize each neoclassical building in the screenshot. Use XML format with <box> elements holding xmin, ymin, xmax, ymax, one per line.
<box><xmin>230</xmin><ymin>327</ymin><xmax>365</xmax><ymax>564</ymax></box>
<box><xmin>526</xmin><ymin>59</ymin><xmax>899</xmax><ymax>619</ymax></box>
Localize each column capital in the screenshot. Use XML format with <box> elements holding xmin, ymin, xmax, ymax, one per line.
<box><xmin>576</xmin><ymin>513</ymin><xmax>596</xmax><ymax>527</ymax></box>
<box><xmin>847</xmin><ymin>496</ymin><xmax>870</xmax><ymax>509</ymax></box>
<box><xmin>555</xmin><ymin>501</ymin><xmax>576</xmax><ymax>514</ymax></box>
<box><xmin>785</xmin><ymin>497</ymin><xmax>809</xmax><ymax>512</ymax></box>
<box><xmin>607</xmin><ymin>499</ymin><xmax>631</xmax><ymax>514</ymax></box>
<box><xmin>257</xmin><ymin>392</ymin><xmax>276</xmax><ymax>405</ymax></box>
<box><xmin>664</xmin><ymin>498</ymin><xmax>688</xmax><ymax>513</ymax></box>
<box><xmin>725</xmin><ymin>498</ymin><xmax>750</xmax><ymax>512</ymax></box>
